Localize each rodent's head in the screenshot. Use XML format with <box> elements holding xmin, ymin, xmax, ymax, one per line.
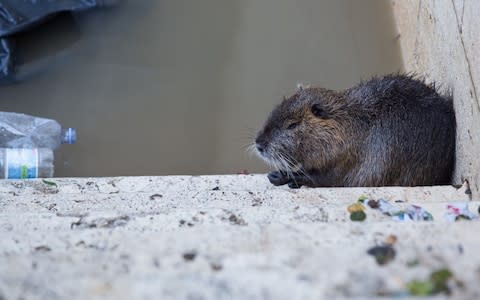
<box><xmin>255</xmin><ymin>85</ymin><xmax>348</xmax><ymax>172</ymax></box>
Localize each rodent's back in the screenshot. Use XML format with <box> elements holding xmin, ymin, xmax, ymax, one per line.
<box><xmin>344</xmin><ymin>75</ymin><xmax>456</xmax><ymax>186</ymax></box>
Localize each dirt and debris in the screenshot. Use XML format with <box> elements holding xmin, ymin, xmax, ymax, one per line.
<box><xmin>367</xmin><ymin>245</ymin><xmax>396</xmax><ymax>265</ymax></box>
<box><xmin>221</xmin><ymin>210</ymin><xmax>247</xmax><ymax>226</ymax></box>
<box><xmin>34</xmin><ymin>246</ymin><xmax>51</xmax><ymax>253</ymax></box>
<box><xmin>212</xmin><ymin>186</ymin><xmax>220</xmax><ymax>191</ymax></box>
<box><xmin>179</xmin><ymin>219</ymin><xmax>195</xmax><ymax>227</ymax></box>
<box><xmin>149</xmin><ymin>194</ymin><xmax>163</xmax><ymax>200</ymax></box>
<box><xmin>42</xmin><ymin>179</ymin><xmax>57</xmax><ymax>187</ymax></box>
<box><xmin>210</xmin><ymin>262</ymin><xmax>223</xmax><ymax>271</ymax></box>
<box><xmin>71</xmin><ymin>215</ymin><xmax>130</xmax><ymax>229</ymax></box>
<box><xmin>34</xmin><ymin>181</ymin><xmax>59</xmax><ymax>194</ymax></box>
<box><xmin>407</xmin><ymin>268</ymin><xmax>456</xmax><ymax>296</ymax></box>
<box><xmin>227</xmin><ymin>214</ymin><xmax>247</xmax><ymax>226</ymax></box>
<box><xmin>183</xmin><ymin>252</ymin><xmax>197</xmax><ymax>262</ymax></box>
<box><xmin>445</xmin><ymin>203</ymin><xmax>477</xmax><ymax>221</ymax></box>
<box><xmin>251</xmin><ymin>199</ymin><xmax>263</xmax><ymax>207</ymax></box>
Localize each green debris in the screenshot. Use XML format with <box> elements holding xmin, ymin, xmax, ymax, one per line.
<box><xmin>348</xmin><ymin>198</ymin><xmax>367</xmax><ymax>221</ymax></box>
<box><xmin>430</xmin><ymin>268</ymin><xmax>453</xmax><ymax>294</ymax></box>
<box><xmin>42</xmin><ymin>179</ymin><xmax>57</xmax><ymax>187</ymax></box>
<box><xmin>357</xmin><ymin>195</ymin><xmax>368</xmax><ymax>203</ymax></box>
<box><xmin>407</xmin><ymin>268</ymin><xmax>454</xmax><ymax>296</ymax></box>
<box><xmin>350</xmin><ymin>210</ymin><xmax>366</xmax><ymax>221</ymax></box>
<box><xmin>367</xmin><ymin>245</ymin><xmax>395</xmax><ymax>265</ymax></box>
<box><xmin>407</xmin><ymin>280</ymin><xmax>434</xmax><ymax>296</ymax></box>
<box><xmin>455</xmin><ymin>214</ymin><xmax>471</xmax><ymax>221</ymax></box>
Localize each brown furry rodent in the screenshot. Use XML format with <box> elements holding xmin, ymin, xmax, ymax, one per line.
<box><xmin>254</xmin><ymin>74</ymin><xmax>456</xmax><ymax>188</ymax></box>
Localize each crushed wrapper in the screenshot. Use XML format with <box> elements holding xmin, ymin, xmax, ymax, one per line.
<box><xmin>445</xmin><ymin>202</ymin><xmax>478</xmax><ymax>221</ymax></box>
<box><xmin>375</xmin><ymin>199</ymin><xmax>433</xmax><ymax>221</ymax></box>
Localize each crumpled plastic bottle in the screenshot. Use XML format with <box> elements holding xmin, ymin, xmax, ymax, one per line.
<box><xmin>0</xmin><ymin>111</ymin><xmax>76</xmax><ymax>179</ymax></box>
<box><xmin>0</xmin><ymin>111</ymin><xmax>76</xmax><ymax>149</ymax></box>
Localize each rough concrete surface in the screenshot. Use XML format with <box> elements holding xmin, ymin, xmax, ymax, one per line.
<box><xmin>391</xmin><ymin>0</ymin><xmax>480</xmax><ymax>198</ymax></box>
<box><xmin>1</xmin><ymin>175</ymin><xmax>479</xmax><ymax>299</ymax></box>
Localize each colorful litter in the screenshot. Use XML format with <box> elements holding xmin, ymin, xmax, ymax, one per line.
<box><xmin>407</xmin><ymin>268</ymin><xmax>455</xmax><ymax>296</ymax></box>
<box><xmin>445</xmin><ymin>202</ymin><xmax>478</xmax><ymax>221</ymax></box>
<box><xmin>348</xmin><ymin>197</ymin><xmax>434</xmax><ymax>222</ymax></box>
<box><xmin>350</xmin><ymin>210</ymin><xmax>366</xmax><ymax>221</ymax></box>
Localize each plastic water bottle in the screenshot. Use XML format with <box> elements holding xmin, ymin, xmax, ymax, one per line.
<box><xmin>0</xmin><ymin>111</ymin><xmax>76</xmax><ymax>179</ymax></box>
<box><xmin>0</xmin><ymin>111</ymin><xmax>76</xmax><ymax>149</ymax></box>
<box><xmin>0</xmin><ymin>148</ymin><xmax>54</xmax><ymax>179</ymax></box>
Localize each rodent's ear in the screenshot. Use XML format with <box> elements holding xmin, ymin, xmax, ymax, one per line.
<box><xmin>311</xmin><ymin>103</ymin><xmax>329</xmax><ymax>119</ymax></box>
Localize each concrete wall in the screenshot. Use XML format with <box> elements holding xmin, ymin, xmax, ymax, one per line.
<box><xmin>391</xmin><ymin>0</ymin><xmax>480</xmax><ymax>198</ymax></box>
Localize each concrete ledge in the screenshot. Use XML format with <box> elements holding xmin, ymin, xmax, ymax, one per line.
<box><xmin>0</xmin><ymin>175</ymin><xmax>479</xmax><ymax>299</ymax></box>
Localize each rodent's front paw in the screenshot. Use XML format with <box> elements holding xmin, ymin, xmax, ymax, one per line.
<box><xmin>287</xmin><ymin>181</ymin><xmax>303</xmax><ymax>189</ymax></box>
<box><xmin>267</xmin><ymin>171</ymin><xmax>290</xmax><ymax>186</ymax></box>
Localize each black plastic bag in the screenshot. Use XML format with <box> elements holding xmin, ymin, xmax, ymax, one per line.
<box><xmin>0</xmin><ymin>0</ymin><xmax>116</xmax><ymax>84</ymax></box>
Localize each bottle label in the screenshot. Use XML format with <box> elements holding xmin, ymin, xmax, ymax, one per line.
<box><xmin>5</xmin><ymin>148</ymin><xmax>39</xmax><ymax>179</ymax></box>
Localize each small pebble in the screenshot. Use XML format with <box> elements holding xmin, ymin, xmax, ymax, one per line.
<box><xmin>385</xmin><ymin>234</ymin><xmax>397</xmax><ymax>246</ymax></box>
<box><xmin>183</xmin><ymin>252</ymin><xmax>197</xmax><ymax>261</ymax></box>
<box><xmin>367</xmin><ymin>199</ymin><xmax>379</xmax><ymax>209</ymax></box>
<box><xmin>367</xmin><ymin>245</ymin><xmax>395</xmax><ymax>265</ymax></box>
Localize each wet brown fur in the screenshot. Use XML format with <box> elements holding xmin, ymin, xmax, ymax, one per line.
<box><xmin>255</xmin><ymin>74</ymin><xmax>456</xmax><ymax>188</ymax></box>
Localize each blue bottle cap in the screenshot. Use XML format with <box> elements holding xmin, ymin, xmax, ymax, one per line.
<box><xmin>61</xmin><ymin>128</ymin><xmax>77</xmax><ymax>144</ymax></box>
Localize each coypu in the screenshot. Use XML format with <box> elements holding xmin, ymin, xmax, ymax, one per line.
<box><xmin>254</xmin><ymin>74</ymin><xmax>456</xmax><ymax>188</ymax></box>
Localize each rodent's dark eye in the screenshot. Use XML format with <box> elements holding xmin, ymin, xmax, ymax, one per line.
<box><xmin>311</xmin><ymin>104</ymin><xmax>329</xmax><ymax>118</ymax></box>
<box><xmin>286</xmin><ymin>122</ymin><xmax>299</xmax><ymax>130</ymax></box>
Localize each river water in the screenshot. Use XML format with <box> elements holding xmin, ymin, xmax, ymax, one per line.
<box><xmin>0</xmin><ymin>0</ymin><xmax>402</xmax><ymax>177</ymax></box>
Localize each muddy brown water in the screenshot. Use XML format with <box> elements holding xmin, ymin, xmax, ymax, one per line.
<box><xmin>0</xmin><ymin>0</ymin><xmax>402</xmax><ymax>177</ymax></box>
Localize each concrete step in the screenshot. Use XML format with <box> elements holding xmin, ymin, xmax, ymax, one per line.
<box><xmin>0</xmin><ymin>175</ymin><xmax>478</xmax><ymax>299</ymax></box>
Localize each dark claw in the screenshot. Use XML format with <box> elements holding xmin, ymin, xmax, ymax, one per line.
<box><xmin>267</xmin><ymin>171</ymin><xmax>290</xmax><ymax>186</ymax></box>
<box><xmin>288</xmin><ymin>181</ymin><xmax>303</xmax><ymax>189</ymax></box>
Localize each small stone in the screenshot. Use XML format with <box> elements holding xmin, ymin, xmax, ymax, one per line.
<box><xmin>367</xmin><ymin>245</ymin><xmax>395</xmax><ymax>265</ymax></box>
<box><xmin>183</xmin><ymin>252</ymin><xmax>197</xmax><ymax>261</ymax></box>
<box><xmin>367</xmin><ymin>199</ymin><xmax>379</xmax><ymax>209</ymax></box>
<box><xmin>210</xmin><ymin>262</ymin><xmax>223</xmax><ymax>271</ymax></box>
<box><xmin>350</xmin><ymin>211</ymin><xmax>366</xmax><ymax>221</ymax></box>
<box><xmin>385</xmin><ymin>234</ymin><xmax>397</xmax><ymax>246</ymax></box>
